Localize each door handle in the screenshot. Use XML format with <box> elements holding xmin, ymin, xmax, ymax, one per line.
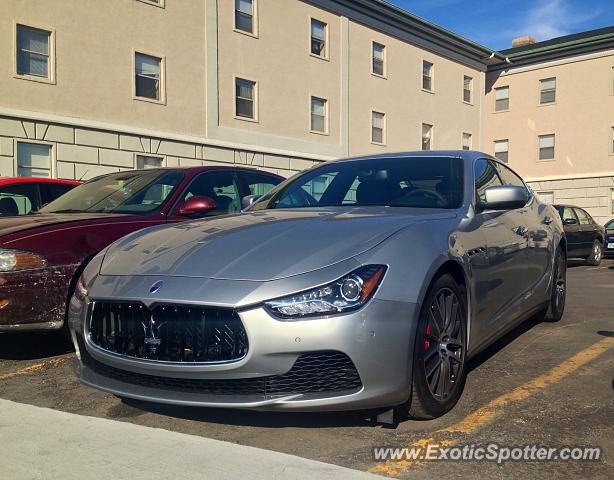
<box><xmin>543</xmin><ymin>216</ymin><xmax>553</xmax><ymax>225</ymax></box>
<box><xmin>514</xmin><ymin>226</ymin><xmax>528</xmax><ymax>236</ymax></box>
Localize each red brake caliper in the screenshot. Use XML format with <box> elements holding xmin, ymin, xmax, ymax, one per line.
<box><xmin>424</xmin><ymin>324</ymin><xmax>431</xmax><ymax>351</ymax></box>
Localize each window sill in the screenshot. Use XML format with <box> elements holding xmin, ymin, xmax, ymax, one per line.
<box><xmin>133</xmin><ymin>95</ymin><xmax>166</xmax><ymax>105</ymax></box>
<box><xmin>537</xmin><ymin>158</ymin><xmax>556</xmax><ymax>162</ymax></box>
<box><xmin>421</xmin><ymin>88</ymin><xmax>435</xmax><ymax>95</ymax></box>
<box><xmin>13</xmin><ymin>73</ymin><xmax>55</xmax><ymax>85</ymax></box>
<box><xmin>233</xmin><ymin>28</ymin><xmax>259</xmax><ymax>39</ymax></box>
<box><xmin>371</xmin><ymin>141</ymin><xmax>386</xmax><ymax>146</ymax></box>
<box><xmin>310</xmin><ymin>129</ymin><xmax>330</xmax><ymax>136</ymax></box>
<box><xmin>537</xmin><ymin>102</ymin><xmax>556</xmax><ymax>107</ymax></box>
<box><xmin>371</xmin><ymin>72</ymin><xmax>387</xmax><ymax>80</ymax></box>
<box><xmin>493</xmin><ymin>109</ymin><xmax>510</xmax><ymax>114</ymax></box>
<box><xmin>234</xmin><ymin>115</ymin><xmax>259</xmax><ymax>124</ymax></box>
<box><xmin>462</xmin><ymin>101</ymin><xmax>474</xmax><ymax>106</ymax></box>
<box><xmin>309</xmin><ymin>53</ymin><xmax>329</xmax><ymax>62</ymax></box>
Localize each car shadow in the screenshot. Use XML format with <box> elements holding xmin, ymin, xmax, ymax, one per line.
<box><xmin>0</xmin><ymin>332</ymin><xmax>74</xmax><ymax>360</ymax></box>
<box><xmin>567</xmin><ymin>259</ymin><xmax>588</xmax><ymax>268</ymax></box>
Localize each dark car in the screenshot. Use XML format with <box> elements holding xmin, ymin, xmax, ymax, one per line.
<box><xmin>0</xmin><ymin>166</ymin><xmax>282</xmax><ymax>332</ymax></box>
<box><xmin>0</xmin><ymin>177</ymin><xmax>80</xmax><ymax>216</ymax></box>
<box><xmin>554</xmin><ymin>205</ymin><xmax>606</xmax><ymax>265</ymax></box>
<box><xmin>605</xmin><ymin>218</ymin><xmax>614</xmax><ymax>257</ymax></box>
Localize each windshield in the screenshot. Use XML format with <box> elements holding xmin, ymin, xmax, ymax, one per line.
<box><xmin>251</xmin><ymin>156</ymin><xmax>464</xmax><ymax>210</ymax></box>
<box><xmin>606</xmin><ymin>220</ymin><xmax>614</xmax><ymax>230</ymax></box>
<box><xmin>40</xmin><ymin>170</ymin><xmax>184</xmax><ymax>214</ymax></box>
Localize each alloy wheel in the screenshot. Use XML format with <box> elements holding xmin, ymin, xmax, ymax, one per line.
<box><xmin>593</xmin><ymin>244</ymin><xmax>602</xmax><ymax>264</ymax></box>
<box><xmin>422</xmin><ymin>288</ymin><xmax>465</xmax><ymax>401</ymax></box>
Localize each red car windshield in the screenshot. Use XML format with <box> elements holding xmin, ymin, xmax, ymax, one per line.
<box><xmin>40</xmin><ymin>170</ymin><xmax>184</xmax><ymax>214</ymax></box>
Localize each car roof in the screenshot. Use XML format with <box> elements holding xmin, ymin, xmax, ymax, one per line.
<box><xmin>332</xmin><ymin>150</ymin><xmax>491</xmax><ymax>164</ymax></box>
<box><xmin>0</xmin><ymin>177</ymin><xmax>81</xmax><ymax>186</ymax></box>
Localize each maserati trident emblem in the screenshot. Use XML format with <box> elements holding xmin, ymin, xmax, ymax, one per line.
<box><xmin>142</xmin><ymin>314</ymin><xmax>165</xmax><ymax>355</ymax></box>
<box><xmin>149</xmin><ymin>280</ymin><xmax>164</xmax><ymax>294</ymax></box>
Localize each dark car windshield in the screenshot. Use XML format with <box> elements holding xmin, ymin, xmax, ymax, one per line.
<box><xmin>40</xmin><ymin>170</ymin><xmax>184</xmax><ymax>214</ymax></box>
<box><xmin>250</xmin><ymin>156</ymin><xmax>464</xmax><ymax>210</ymax></box>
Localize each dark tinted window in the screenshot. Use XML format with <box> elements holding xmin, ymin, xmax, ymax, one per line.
<box><xmin>251</xmin><ymin>156</ymin><xmax>464</xmax><ymax>210</ymax></box>
<box><xmin>40</xmin><ymin>182</ymin><xmax>76</xmax><ymax>206</ymax></box>
<box><xmin>0</xmin><ymin>183</ymin><xmax>39</xmax><ymax>215</ymax></box>
<box><xmin>242</xmin><ymin>171</ymin><xmax>281</xmax><ymax>197</ymax></box>
<box><xmin>605</xmin><ymin>219</ymin><xmax>614</xmax><ymax>230</ymax></box>
<box><xmin>474</xmin><ymin>159</ymin><xmax>502</xmax><ymax>202</ymax></box>
<box><xmin>492</xmin><ymin>162</ymin><xmax>526</xmax><ymax>190</ymax></box>
<box><xmin>180</xmin><ymin>171</ymin><xmax>241</xmax><ymax>217</ymax></box>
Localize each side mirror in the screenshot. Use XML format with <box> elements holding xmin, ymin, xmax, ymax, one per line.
<box><xmin>178</xmin><ymin>196</ymin><xmax>216</xmax><ymax>216</ymax></box>
<box><xmin>480</xmin><ymin>185</ymin><xmax>528</xmax><ymax>211</ymax></box>
<box><xmin>564</xmin><ymin>218</ymin><xmax>578</xmax><ymax>225</ymax></box>
<box><xmin>241</xmin><ymin>194</ymin><xmax>261</xmax><ymax>211</ymax></box>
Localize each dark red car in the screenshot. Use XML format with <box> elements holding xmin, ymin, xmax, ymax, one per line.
<box><xmin>0</xmin><ymin>177</ymin><xmax>80</xmax><ymax>216</ymax></box>
<box><xmin>0</xmin><ymin>166</ymin><xmax>282</xmax><ymax>332</ymax></box>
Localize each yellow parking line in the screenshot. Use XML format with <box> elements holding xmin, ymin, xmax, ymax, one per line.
<box><xmin>0</xmin><ymin>358</ymin><xmax>67</xmax><ymax>381</ymax></box>
<box><xmin>369</xmin><ymin>336</ymin><xmax>614</xmax><ymax>477</ymax></box>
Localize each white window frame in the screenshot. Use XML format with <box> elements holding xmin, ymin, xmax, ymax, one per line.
<box><xmin>462</xmin><ymin>132</ymin><xmax>472</xmax><ymax>151</ymax></box>
<box><xmin>372</xmin><ymin>42</ymin><xmax>386</xmax><ymax>78</ymax></box>
<box><xmin>309</xmin><ymin>96</ymin><xmax>329</xmax><ymax>135</ymax></box>
<box><xmin>422</xmin><ymin>60</ymin><xmax>434</xmax><ymax>92</ymax></box>
<box><xmin>539</xmin><ymin>77</ymin><xmax>556</xmax><ymax>105</ymax></box>
<box><xmin>463</xmin><ymin>75</ymin><xmax>473</xmax><ymax>104</ymax></box>
<box><xmin>15</xmin><ymin>140</ymin><xmax>54</xmax><ymax>178</ymax></box>
<box><xmin>495</xmin><ymin>86</ymin><xmax>510</xmax><ymax>112</ymax></box>
<box><xmin>371</xmin><ymin>110</ymin><xmax>386</xmax><ymax>145</ymax></box>
<box><xmin>135</xmin><ymin>154</ymin><xmax>165</xmax><ymax>170</ymax></box>
<box><xmin>133</xmin><ymin>50</ymin><xmax>166</xmax><ymax>104</ymax></box>
<box><xmin>234</xmin><ymin>76</ymin><xmax>258</xmax><ymax>122</ymax></box>
<box><xmin>14</xmin><ymin>22</ymin><xmax>56</xmax><ymax>84</ymax></box>
<box><xmin>136</xmin><ymin>0</ymin><xmax>165</xmax><ymax>8</ymax></box>
<box><xmin>309</xmin><ymin>17</ymin><xmax>328</xmax><ymax>60</ymax></box>
<box><xmin>234</xmin><ymin>0</ymin><xmax>258</xmax><ymax>37</ymax></box>
<box><xmin>538</xmin><ymin>134</ymin><xmax>556</xmax><ymax>161</ymax></box>
<box><xmin>494</xmin><ymin>139</ymin><xmax>509</xmax><ymax>163</ymax></box>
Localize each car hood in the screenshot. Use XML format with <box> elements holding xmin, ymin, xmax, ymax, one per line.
<box><xmin>0</xmin><ymin>212</ymin><xmax>131</xmax><ymax>239</ymax></box>
<box><xmin>100</xmin><ymin>208</ymin><xmax>455</xmax><ymax>281</ymax></box>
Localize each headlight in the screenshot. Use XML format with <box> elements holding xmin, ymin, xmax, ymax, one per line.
<box><xmin>0</xmin><ymin>249</ymin><xmax>47</xmax><ymax>272</ymax></box>
<box><xmin>74</xmin><ymin>275</ymin><xmax>89</xmax><ymax>302</ymax></box>
<box><xmin>264</xmin><ymin>265</ymin><xmax>387</xmax><ymax>319</ymax></box>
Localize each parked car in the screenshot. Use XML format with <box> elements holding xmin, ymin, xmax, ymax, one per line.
<box><xmin>554</xmin><ymin>205</ymin><xmax>605</xmax><ymax>265</ymax></box>
<box><xmin>0</xmin><ymin>177</ymin><xmax>80</xmax><ymax>216</ymax></box>
<box><xmin>0</xmin><ymin>167</ymin><xmax>282</xmax><ymax>332</ymax></box>
<box><xmin>69</xmin><ymin>151</ymin><xmax>566</xmax><ymax>420</ymax></box>
<box><xmin>605</xmin><ymin>219</ymin><xmax>614</xmax><ymax>257</ymax></box>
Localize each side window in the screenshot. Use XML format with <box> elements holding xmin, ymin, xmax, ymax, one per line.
<box><xmin>562</xmin><ymin>207</ymin><xmax>577</xmax><ymax>223</ymax></box>
<box><xmin>492</xmin><ymin>162</ymin><xmax>526</xmax><ymax>189</ymax></box>
<box><xmin>0</xmin><ymin>184</ymin><xmax>39</xmax><ymax>215</ymax></box>
<box><xmin>242</xmin><ymin>171</ymin><xmax>280</xmax><ymax>197</ymax></box>
<box><xmin>40</xmin><ymin>183</ymin><xmax>75</xmax><ymax>206</ymax></box>
<box><xmin>180</xmin><ymin>172</ymin><xmax>241</xmax><ymax>217</ymax></box>
<box><xmin>574</xmin><ymin>208</ymin><xmax>590</xmax><ymax>225</ymax></box>
<box><xmin>474</xmin><ymin>159</ymin><xmax>502</xmax><ymax>202</ymax></box>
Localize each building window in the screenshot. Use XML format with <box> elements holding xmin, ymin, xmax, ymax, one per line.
<box><xmin>310</xmin><ymin>19</ymin><xmax>327</xmax><ymax>58</ymax></box>
<box><xmin>463</xmin><ymin>76</ymin><xmax>473</xmax><ymax>103</ymax></box>
<box><xmin>539</xmin><ymin>78</ymin><xmax>556</xmax><ymax>104</ymax></box>
<box><xmin>422</xmin><ymin>61</ymin><xmax>433</xmax><ymax>91</ymax></box>
<box><xmin>611</xmin><ymin>127</ymin><xmax>614</xmax><ymax>153</ymax></box>
<box><xmin>539</xmin><ymin>134</ymin><xmax>555</xmax><ymax>160</ymax></box>
<box><xmin>235</xmin><ymin>0</ymin><xmax>254</xmax><ymax>34</ymax></box>
<box><xmin>135</xmin><ymin>52</ymin><xmax>162</xmax><ymax>101</ymax></box>
<box><xmin>494</xmin><ymin>139</ymin><xmax>509</xmax><ymax>162</ymax></box>
<box><xmin>372</xmin><ymin>42</ymin><xmax>385</xmax><ymax>77</ymax></box>
<box><xmin>462</xmin><ymin>133</ymin><xmax>472</xmax><ymax>151</ymax></box>
<box><xmin>537</xmin><ymin>191</ymin><xmax>555</xmax><ymax>204</ymax></box>
<box><xmin>235</xmin><ymin>78</ymin><xmax>256</xmax><ymax>120</ymax></box>
<box><xmin>17</xmin><ymin>142</ymin><xmax>51</xmax><ymax>177</ymax></box>
<box><xmin>310</xmin><ymin>97</ymin><xmax>328</xmax><ymax>134</ymax></box>
<box><xmin>16</xmin><ymin>25</ymin><xmax>52</xmax><ymax>80</ymax></box>
<box><xmin>495</xmin><ymin>86</ymin><xmax>509</xmax><ymax>111</ymax></box>
<box><xmin>136</xmin><ymin>155</ymin><xmax>163</xmax><ymax>169</ymax></box>
<box><xmin>422</xmin><ymin>123</ymin><xmax>433</xmax><ymax>151</ymax></box>
<box><xmin>371</xmin><ymin>111</ymin><xmax>385</xmax><ymax>144</ymax></box>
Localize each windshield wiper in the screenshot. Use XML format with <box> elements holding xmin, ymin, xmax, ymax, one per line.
<box><xmin>47</xmin><ymin>209</ymin><xmax>89</xmax><ymax>214</ymax></box>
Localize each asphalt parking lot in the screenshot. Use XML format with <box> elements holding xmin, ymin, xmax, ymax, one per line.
<box><xmin>1</xmin><ymin>260</ymin><xmax>613</xmax><ymax>479</ymax></box>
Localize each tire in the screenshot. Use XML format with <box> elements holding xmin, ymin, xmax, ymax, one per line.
<box><xmin>405</xmin><ymin>274</ymin><xmax>468</xmax><ymax>420</ymax></box>
<box><xmin>542</xmin><ymin>246</ymin><xmax>567</xmax><ymax>322</ymax></box>
<box><xmin>586</xmin><ymin>240</ymin><xmax>603</xmax><ymax>266</ymax></box>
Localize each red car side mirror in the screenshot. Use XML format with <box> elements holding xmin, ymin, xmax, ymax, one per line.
<box><xmin>178</xmin><ymin>196</ymin><xmax>217</xmax><ymax>216</ymax></box>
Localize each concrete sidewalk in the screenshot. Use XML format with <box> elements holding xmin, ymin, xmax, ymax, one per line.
<box><xmin>0</xmin><ymin>399</ymin><xmax>382</xmax><ymax>480</ymax></box>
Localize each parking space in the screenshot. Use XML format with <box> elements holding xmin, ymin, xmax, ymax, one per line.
<box><xmin>1</xmin><ymin>260</ymin><xmax>613</xmax><ymax>479</ymax></box>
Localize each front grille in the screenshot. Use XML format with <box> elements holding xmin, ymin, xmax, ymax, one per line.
<box><xmin>76</xmin><ymin>334</ymin><xmax>362</xmax><ymax>398</ymax></box>
<box><xmin>88</xmin><ymin>301</ymin><xmax>248</xmax><ymax>363</ymax></box>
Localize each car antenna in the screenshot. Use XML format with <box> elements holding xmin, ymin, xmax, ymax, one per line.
<box><xmin>77</xmin><ymin>170</ymin><xmax>88</xmax><ymax>181</ymax></box>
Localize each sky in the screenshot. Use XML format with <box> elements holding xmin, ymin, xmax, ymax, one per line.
<box><xmin>388</xmin><ymin>0</ymin><xmax>614</xmax><ymax>50</ymax></box>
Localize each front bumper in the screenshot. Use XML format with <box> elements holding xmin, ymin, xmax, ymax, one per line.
<box><xmin>0</xmin><ymin>265</ymin><xmax>77</xmax><ymax>332</ymax></box>
<box><xmin>69</xmin><ymin>294</ymin><xmax>417</xmax><ymax>411</ymax></box>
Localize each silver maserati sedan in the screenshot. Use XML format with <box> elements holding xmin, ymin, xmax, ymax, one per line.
<box><xmin>68</xmin><ymin>151</ymin><xmax>566</xmax><ymax>420</ymax></box>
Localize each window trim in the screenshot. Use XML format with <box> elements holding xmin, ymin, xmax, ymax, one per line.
<box><xmin>133</xmin><ymin>50</ymin><xmax>166</xmax><ymax>105</ymax></box>
<box><xmin>494</xmin><ymin>86</ymin><xmax>510</xmax><ymax>112</ymax></box>
<box><xmin>309</xmin><ymin>17</ymin><xmax>329</xmax><ymax>61</ymax></box>
<box><xmin>463</xmin><ymin>75</ymin><xmax>473</xmax><ymax>105</ymax></box>
<box><xmin>13</xmin><ymin>22</ymin><xmax>56</xmax><ymax>85</ymax></box>
<box><xmin>234</xmin><ymin>75</ymin><xmax>259</xmax><ymax>123</ymax></box>
<box><xmin>421</xmin><ymin>123</ymin><xmax>433</xmax><ymax>151</ymax></box>
<box><xmin>371</xmin><ymin>41</ymin><xmax>386</xmax><ymax>79</ymax></box>
<box><xmin>135</xmin><ymin>153</ymin><xmax>165</xmax><ymax>170</ymax></box>
<box><xmin>538</xmin><ymin>133</ymin><xmax>556</xmax><ymax>161</ymax></box>
<box><xmin>136</xmin><ymin>0</ymin><xmax>165</xmax><ymax>8</ymax></box>
<box><xmin>422</xmin><ymin>60</ymin><xmax>434</xmax><ymax>93</ymax></box>
<box><xmin>15</xmin><ymin>140</ymin><xmax>54</xmax><ymax>179</ymax></box>
<box><xmin>370</xmin><ymin>110</ymin><xmax>386</xmax><ymax>146</ymax></box>
<box><xmin>309</xmin><ymin>96</ymin><xmax>329</xmax><ymax>136</ymax></box>
<box><xmin>233</xmin><ymin>0</ymin><xmax>258</xmax><ymax>38</ymax></box>
<box><xmin>538</xmin><ymin>77</ymin><xmax>556</xmax><ymax>105</ymax></box>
